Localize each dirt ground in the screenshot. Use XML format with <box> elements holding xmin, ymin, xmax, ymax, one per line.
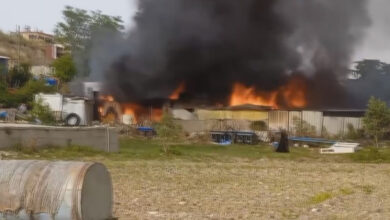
<box><xmin>106</xmin><ymin>159</ymin><xmax>390</xmax><ymax>220</ymax></box>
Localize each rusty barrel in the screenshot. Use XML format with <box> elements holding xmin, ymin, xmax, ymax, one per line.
<box><xmin>0</xmin><ymin>160</ymin><xmax>113</xmax><ymax>220</ymax></box>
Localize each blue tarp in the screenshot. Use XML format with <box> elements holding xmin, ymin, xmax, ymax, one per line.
<box><xmin>0</xmin><ymin>111</ymin><xmax>7</xmax><ymax>118</ymax></box>
<box><xmin>137</xmin><ymin>127</ymin><xmax>155</xmax><ymax>132</ymax></box>
<box><xmin>45</xmin><ymin>78</ymin><xmax>58</xmax><ymax>86</ymax></box>
<box><xmin>289</xmin><ymin>137</ymin><xmax>336</xmax><ymax>144</ymax></box>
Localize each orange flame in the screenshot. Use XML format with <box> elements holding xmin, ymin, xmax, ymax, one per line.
<box><xmin>100</xmin><ymin>95</ymin><xmax>114</xmax><ymax>102</ymax></box>
<box><xmin>123</xmin><ymin>103</ymin><xmax>139</xmax><ymax>116</ymax></box>
<box><xmin>230</xmin><ymin>83</ymin><xmax>279</xmax><ymax>108</ymax></box>
<box><xmin>282</xmin><ymin>77</ymin><xmax>307</xmax><ymax>108</ymax></box>
<box><xmin>122</xmin><ymin>103</ymin><xmax>163</xmax><ymax>123</ymax></box>
<box><xmin>169</xmin><ymin>82</ymin><xmax>186</xmax><ymax>100</ymax></box>
<box><xmin>230</xmin><ymin>77</ymin><xmax>307</xmax><ymax>109</ymax></box>
<box><xmin>98</xmin><ymin>95</ymin><xmax>163</xmax><ymax>123</ymax></box>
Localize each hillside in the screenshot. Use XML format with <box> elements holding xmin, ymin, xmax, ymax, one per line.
<box><xmin>0</xmin><ymin>31</ymin><xmax>50</xmax><ymax>65</ymax></box>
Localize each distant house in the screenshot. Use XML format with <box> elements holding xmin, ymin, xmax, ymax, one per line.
<box><xmin>20</xmin><ymin>27</ymin><xmax>65</xmax><ymax>60</ymax></box>
<box><xmin>20</xmin><ymin>29</ymin><xmax>54</xmax><ymax>44</ymax></box>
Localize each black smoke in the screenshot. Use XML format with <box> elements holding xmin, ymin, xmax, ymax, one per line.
<box><xmin>90</xmin><ymin>0</ymin><xmax>371</xmax><ymax>108</ymax></box>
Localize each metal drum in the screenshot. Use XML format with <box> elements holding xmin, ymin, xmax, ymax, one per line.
<box><xmin>0</xmin><ymin>160</ymin><xmax>113</xmax><ymax>220</ymax></box>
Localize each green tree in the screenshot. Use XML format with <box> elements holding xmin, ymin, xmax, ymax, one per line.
<box><xmin>7</xmin><ymin>64</ymin><xmax>32</xmax><ymax>88</ymax></box>
<box><xmin>54</xmin><ymin>6</ymin><xmax>124</xmax><ymax>76</ymax></box>
<box><xmin>155</xmin><ymin>113</ymin><xmax>183</xmax><ymax>154</ymax></box>
<box><xmin>52</xmin><ymin>54</ymin><xmax>77</xmax><ymax>82</ymax></box>
<box><xmin>55</xmin><ymin>6</ymin><xmax>124</xmax><ymax>50</ymax></box>
<box><xmin>54</xmin><ymin>6</ymin><xmax>92</xmax><ymax>51</ymax></box>
<box><xmin>363</xmin><ymin>97</ymin><xmax>390</xmax><ymax>147</ymax></box>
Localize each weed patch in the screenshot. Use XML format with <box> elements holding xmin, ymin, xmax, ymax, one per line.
<box><xmin>309</xmin><ymin>192</ymin><xmax>333</xmax><ymax>204</ymax></box>
<box><xmin>359</xmin><ymin>185</ymin><xmax>375</xmax><ymax>194</ymax></box>
<box><xmin>350</xmin><ymin>147</ymin><xmax>390</xmax><ymax>163</ymax></box>
<box><xmin>340</xmin><ymin>188</ymin><xmax>355</xmax><ymax>195</ymax></box>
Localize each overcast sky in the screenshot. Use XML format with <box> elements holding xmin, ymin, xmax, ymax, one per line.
<box><xmin>0</xmin><ymin>0</ymin><xmax>389</xmax><ymax>63</ymax></box>
<box><xmin>353</xmin><ymin>0</ymin><xmax>390</xmax><ymax>63</ymax></box>
<box><xmin>0</xmin><ymin>0</ymin><xmax>137</xmax><ymax>33</ymax></box>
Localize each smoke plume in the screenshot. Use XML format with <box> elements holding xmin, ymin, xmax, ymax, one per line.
<box><xmin>90</xmin><ymin>0</ymin><xmax>371</xmax><ymax>108</ymax></box>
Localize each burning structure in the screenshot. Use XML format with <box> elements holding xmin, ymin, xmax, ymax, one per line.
<box><xmin>74</xmin><ymin>0</ymin><xmax>374</xmax><ymax>137</ymax></box>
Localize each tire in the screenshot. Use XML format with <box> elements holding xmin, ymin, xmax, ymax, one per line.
<box><xmin>65</xmin><ymin>113</ymin><xmax>81</xmax><ymax>126</ymax></box>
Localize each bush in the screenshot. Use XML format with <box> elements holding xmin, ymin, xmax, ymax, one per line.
<box><xmin>155</xmin><ymin>113</ymin><xmax>183</xmax><ymax>154</ymax></box>
<box><xmin>292</xmin><ymin>116</ymin><xmax>316</xmax><ymax>136</ymax></box>
<box><xmin>30</xmin><ymin>98</ymin><xmax>56</xmax><ymax>125</ymax></box>
<box><xmin>7</xmin><ymin>64</ymin><xmax>32</xmax><ymax>88</ymax></box>
<box><xmin>363</xmin><ymin>97</ymin><xmax>390</xmax><ymax>147</ymax></box>
<box><xmin>345</xmin><ymin>123</ymin><xmax>365</xmax><ymax>140</ymax></box>
<box><xmin>0</xmin><ymin>79</ymin><xmax>56</xmax><ymax>108</ymax></box>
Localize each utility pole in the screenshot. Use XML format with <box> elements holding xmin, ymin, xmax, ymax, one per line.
<box><xmin>16</xmin><ymin>25</ymin><xmax>21</xmax><ymax>67</ymax></box>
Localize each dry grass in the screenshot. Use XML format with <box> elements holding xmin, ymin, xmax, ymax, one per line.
<box><xmin>0</xmin><ymin>31</ymin><xmax>48</xmax><ymax>65</ymax></box>
<box><xmin>4</xmin><ymin>139</ymin><xmax>390</xmax><ymax>219</ymax></box>
<box><xmin>104</xmin><ymin>159</ymin><xmax>390</xmax><ymax>220</ymax></box>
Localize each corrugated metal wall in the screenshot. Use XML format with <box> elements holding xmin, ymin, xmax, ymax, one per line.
<box><xmin>323</xmin><ymin>116</ymin><xmax>344</xmax><ymax>136</ymax></box>
<box><xmin>344</xmin><ymin>117</ymin><xmax>362</xmax><ymax>134</ymax></box>
<box><xmin>302</xmin><ymin>111</ymin><xmax>323</xmax><ymax>136</ymax></box>
<box><xmin>288</xmin><ymin>111</ymin><xmax>302</xmax><ymax>135</ymax></box>
<box><xmin>323</xmin><ymin>117</ymin><xmax>363</xmax><ymax>136</ymax></box>
<box><xmin>196</xmin><ymin>109</ymin><xmax>268</xmax><ymax>121</ymax></box>
<box><xmin>268</xmin><ymin>111</ymin><xmax>289</xmax><ymax>131</ymax></box>
<box><xmin>181</xmin><ymin>108</ymin><xmax>364</xmax><ymax>138</ymax></box>
<box><xmin>175</xmin><ymin>119</ymin><xmax>252</xmax><ymax>133</ymax></box>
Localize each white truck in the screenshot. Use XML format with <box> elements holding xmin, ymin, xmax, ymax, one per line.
<box><xmin>35</xmin><ymin>93</ymin><xmax>94</xmax><ymax>126</ymax></box>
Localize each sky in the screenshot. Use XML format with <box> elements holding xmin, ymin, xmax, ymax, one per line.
<box><xmin>353</xmin><ymin>0</ymin><xmax>390</xmax><ymax>63</ymax></box>
<box><xmin>0</xmin><ymin>0</ymin><xmax>389</xmax><ymax>63</ymax></box>
<box><xmin>0</xmin><ymin>0</ymin><xmax>137</xmax><ymax>33</ymax></box>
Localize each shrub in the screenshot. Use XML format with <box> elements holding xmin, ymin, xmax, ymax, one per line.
<box><xmin>293</xmin><ymin>116</ymin><xmax>316</xmax><ymax>136</ymax></box>
<box><xmin>0</xmin><ymin>79</ymin><xmax>56</xmax><ymax>108</ymax></box>
<box><xmin>7</xmin><ymin>64</ymin><xmax>32</xmax><ymax>88</ymax></box>
<box><xmin>345</xmin><ymin>123</ymin><xmax>365</xmax><ymax>140</ymax></box>
<box><xmin>363</xmin><ymin>97</ymin><xmax>390</xmax><ymax>147</ymax></box>
<box><xmin>155</xmin><ymin>113</ymin><xmax>183</xmax><ymax>154</ymax></box>
<box><xmin>30</xmin><ymin>98</ymin><xmax>56</xmax><ymax>125</ymax></box>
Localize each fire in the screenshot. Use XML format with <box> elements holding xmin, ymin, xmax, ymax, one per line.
<box><xmin>230</xmin><ymin>83</ymin><xmax>279</xmax><ymax>108</ymax></box>
<box><xmin>169</xmin><ymin>82</ymin><xmax>186</xmax><ymax>100</ymax></box>
<box><xmin>123</xmin><ymin>103</ymin><xmax>138</xmax><ymax>116</ymax></box>
<box><xmin>100</xmin><ymin>95</ymin><xmax>114</xmax><ymax>102</ymax></box>
<box><xmin>122</xmin><ymin>103</ymin><xmax>163</xmax><ymax>123</ymax></box>
<box><xmin>98</xmin><ymin>94</ymin><xmax>164</xmax><ymax>124</ymax></box>
<box><xmin>230</xmin><ymin>77</ymin><xmax>307</xmax><ymax>109</ymax></box>
<box><xmin>282</xmin><ymin>77</ymin><xmax>307</xmax><ymax>108</ymax></box>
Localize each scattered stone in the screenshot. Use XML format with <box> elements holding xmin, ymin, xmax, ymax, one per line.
<box><xmin>311</xmin><ymin>208</ymin><xmax>320</xmax><ymax>212</ymax></box>
<box><xmin>148</xmin><ymin>211</ymin><xmax>158</xmax><ymax>215</ymax></box>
